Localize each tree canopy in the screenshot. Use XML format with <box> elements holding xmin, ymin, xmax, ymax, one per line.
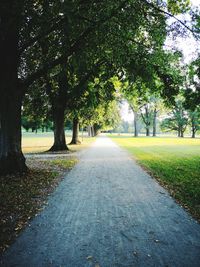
<box><xmin>0</xmin><ymin>0</ymin><xmax>199</xmax><ymax>174</ymax></box>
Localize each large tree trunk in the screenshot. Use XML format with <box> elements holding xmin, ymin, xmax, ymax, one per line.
<box><xmin>46</xmin><ymin>68</ymin><xmax>69</xmax><ymax>151</ymax></box>
<box><xmin>180</xmin><ymin>130</ymin><xmax>184</xmax><ymax>138</ymax></box>
<box><xmin>178</xmin><ymin>126</ymin><xmax>181</xmax><ymax>137</ymax></box>
<box><xmin>91</xmin><ymin>126</ymin><xmax>95</xmax><ymax>137</ymax></box>
<box><xmin>49</xmin><ymin>104</ymin><xmax>68</xmax><ymax>151</ymax></box>
<box><xmin>88</xmin><ymin>126</ymin><xmax>92</xmax><ymax>137</ymax></box>
<box><xmin>133</xmin><ymin>111</ymin><xmax>139</xmax><ymax>137</ymax></box>
<box><xmin>93</xmin><ymin>123</ymin><xmax>100</xmax><ymax>136</ymax></box>
<box><xmin>0</xmin><ymin>91</ymin><xmax>27</xmax><ymax>174</ymax></box>
<box><xmin>146</xmin><ymin>126</ymin><xmax>150</xmax><ymax>136</ymax></box>
<box><xmin>192</xmin><ymin>129</ymin><xmax>196</xmax><ymax>138</ymax></box>
<box><xmin>70</xmin><ymin>117</ymin><xmax>81</xmax><ymax>144</ymax></box>
<box><xmin>191</xmin><ymin>119</ymin><xmax>196</xmax><ymax>138</ymax></box>
<box><xmin>152</xmin><ymin>109</ymin><xmax>157</xmax><ymax>137</ymax></box>
<box><xmin>0</xmin><ymin>2</ymin><xmax>27</xmax><ymax>174</ymax></box>
<box><xmin>88</xmin><ymin>125</ymin><xmax>95</xmax><ymax>137</ymax></box>
<box><xmin>143</xmin><ymin>106</ymin><xmax>150</xmax><ymax>137</ymax></box>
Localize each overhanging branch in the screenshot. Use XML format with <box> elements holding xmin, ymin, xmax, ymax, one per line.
<box><xmin>23</xmin><ymin>0</ymin><xmax>128</xmax><ymax>88</ymax></box>
<box><xmin>142</xmin><ymin>0</ymin><xmax>197</xmax><ymax>37</ymax></box>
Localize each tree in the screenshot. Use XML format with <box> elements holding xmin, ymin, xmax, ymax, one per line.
<box><xmin>161</xmin><ymin>97</ymin><xmax>188</xmax><ymax>137</ymax></box>
<box><xmin>0</xmin><ymin>0</ymin><xmax>123</xmax><ymax>172</ymax></box>
<box><xmin>188</xmin><ymin>109</ymin><xmax>200</xmax><ymax>138</ymax></box>
<box><xmin>0</xmin><ymin>1</ymin><xmax>27</xmax><ymax>174</ymax></box>
<box><xmin>0</xmin><ymin>0</ymin><xmax>197</xmax><ymax>174</ymax></box>
<box><xmin>83</xmin><ymin>101</ymin><xmax>121</xmax><ymax>135</ymax></box>
<box><xmin>72</xmin><ymin>71</ymin><xmax>118</xmax><ymax>138</ymax></box>
<box><xmin>70</xmin><ymin>117</ymin><xmax>81</xmax><ymax>145</ymax></box>
<box><xmin>150</xmin><ymin>95</ymin><xmax>165</xmax><ymax>137</ymax></box>
<box><xmin>22</xmin><ymin>79</ymin><xmax>52</xmax><ymax>133</ymax></box>
<box><xmin>140</xmin><ymin>103</ymin><xmax>153</xmax><ymax>136</ymax></box>
<box><xmin>182</xmin><ymin>58</ymin><xmax>200</xmax><ymax>138</ymax></box>
<box><xmin>120</xmin><ymin>80</ymin><xmax>141</xmax><ymax>137</ymax></box>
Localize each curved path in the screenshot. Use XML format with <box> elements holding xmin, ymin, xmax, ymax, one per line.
<box><xmin>1</xmin><ymin>136</ymin><xmax>200</xmax><ymax>267</ymax></box>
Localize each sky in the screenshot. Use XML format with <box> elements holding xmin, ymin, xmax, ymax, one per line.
<box><xmin>121</xmin><ymin>0</ymin><xmax>200</xmax><ymax>122</ymax></box>
<box><xmin>165</xmin><ymin>0</ymin><xmax>200</xmax><ymax>63</ymax></box>
<box><xmin>120</xmin><ymin>101</ymin><xmax>134</xmax><ymax>122</ymax></box>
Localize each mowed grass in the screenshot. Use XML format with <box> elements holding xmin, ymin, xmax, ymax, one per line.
<box><xmin>22</xmin><ymin>132</ymin><xmax>95</xmax><ymax>153</ymax></box>
<box><xmin>110</xmin><ymin>135</ymin><xmax>200</xmax><ymax>220</ymax></box>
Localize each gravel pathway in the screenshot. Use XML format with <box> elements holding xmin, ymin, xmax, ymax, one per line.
<box><xmin>1</xmin><ymin>136</ymin><xmax>200</xmax><ymax>267</ymax></box>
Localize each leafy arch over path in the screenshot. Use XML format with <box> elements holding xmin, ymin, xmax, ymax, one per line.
<box><xmin>0</xmin><ymin>0</ymin><xmax>199</xmax><ymax>174</ymax></box>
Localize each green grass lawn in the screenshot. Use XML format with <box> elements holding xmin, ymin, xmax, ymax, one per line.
<box><xmin>110</xmin><ymin>135</ymin><xmax>200</xmax><ymax>221</ymax></box>
<box><xmin>22</xmin><ymin>132</ymin><xmax>95</xmax><ymax>153</ymax></box>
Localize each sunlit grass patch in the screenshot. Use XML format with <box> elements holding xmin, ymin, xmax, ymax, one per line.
<box><xmin>47</xmin><ymin>158</ymin><xmax>78</xmax><ymax>169</ymax></box>
<box><xmin>111</xmin><ymin>136</ymin><xmax>200</xmax><ymax>221</ymax></box>
<box><xmin>22</xmin><ymin>132</ymin><xmax>96</xmax><ymax>153</ymax></box>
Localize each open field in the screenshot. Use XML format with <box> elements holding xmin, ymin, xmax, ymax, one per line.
<box><xmin>110</xmin><ymin>135</ymin><xmax>200</xmax><ymax>221</ymax></box>
<box><xmin>22</xmin><ymin>131</ymin><xmax>94</xmax><ymax>153</ymax></box>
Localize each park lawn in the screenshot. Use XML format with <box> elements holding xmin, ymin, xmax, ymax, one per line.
<box><xmin>111</xmin><ymin>135</ymin><xmax>200</xmax><ymax>221</ymax></box>
<box><xmin>22</xmin><ymin>132</ymin><xmax>95</xmax><ymax>153</ymax></box>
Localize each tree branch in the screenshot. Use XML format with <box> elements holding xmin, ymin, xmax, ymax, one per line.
<box><xmin>141</xmin><ymin>0</ymin><xmax>196</xmax><ymax>36</ymax></box>
<box><xmin>23</xmin><ymin>0</ymin><xmax>128</xmax><ymax>88</ymax></box>
<box><xmin>71</xmin><ymin>59</ymin><xmax>105</xmax><ymax>98</ymax></box>
<box><xmin>140</xmin><ymin>109</ymin><xmax>147</xmax><ymax>125</ymax></box>
<box><xmin>19</xmin><ymin>16</ymin><xmax>66</xmax><ymax>54</ymax></box>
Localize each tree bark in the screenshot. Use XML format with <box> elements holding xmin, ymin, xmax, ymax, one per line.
<box><xmin>70</xmin><ymin>117</ymin><xmax>81</xmax><ymax>144</ymax></box>
<box><xmin>88</xmin><ymin>126</ymin><xmax>92</xmax><ymax>137</ymax></box>
<box><xmin>90</xmin><ymin>126</ymin><xmax>94</xmax><ymax>137</ymax></box>
<box><xmin>44</xmin><ymin>68</ymin><xmax>69</xmax><ymax>151</ymax></box>
<box><xmin>133</xmin><ymin>111</ymin><xmax>139</xmax><ymax>137</ymax></box>
<box><xmin>192</xmin><ymin>127</ymin><xmax>196</xmax><ymax>138</ymax></box>
<box><xmin>88</xmin><ymin>125</ymin><xmax>95</xmax><ymax>137</ymax></box>
<box><xmin>93</xmin><ymin>123</ymin><xmax>100</xmax><ymax>136</ymax></box>
<box><xmin>141</xmin><ymin>106</ymin><xmax>151</xmax><ymax>137</ymax></box>
<box><xmin>192</xmin><ymin>129</ymin><xmax>195</xmax><ymax>138</ymax></box>
<box><xmin>180</xmin><ymin>131</ymin><xmax>184</xmax><ymax>138</ymax></box>
<box><xmin>191</xmin><ymin>119</ymin><xmax>196</xmax><ymax>138</ymax></box>
<box><xmin>178</xmin><ymin>126</ymin><xmax>181</xmax><ymax>137</ymax></box>
<box><xmin>49</xmin><ymin>103</ymin><xmax>68</xmax><ymax>151</ymax></box>
<box><xmin>0</xmin><ymin>92</ymin><xmax>27</xmax><ymax>174</ymax></box>
<box><xmin>152</xmin><ymin>109</ymin><xmax>157</xmax><ymax>137</ymax></box>
<box><xmin>0</xmin><ymin>2</ymin><xmax>27</xmax><ymax>174</ymax></box>
<box><xmin>146</xmin><ymin>126</ymin><xmax>150</xmax><ymax>136</ymax></box>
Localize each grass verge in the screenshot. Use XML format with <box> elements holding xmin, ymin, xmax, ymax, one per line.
<box><xmin>110</xmin><ymin>135</ymin><xmax>200</xmax><ymax>222</ymax></box>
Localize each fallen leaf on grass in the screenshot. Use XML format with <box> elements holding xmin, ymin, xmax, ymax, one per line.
<box><xmin>86</xmin><ymin>255</ymin><xmax>93</xmax><ymax>260</ymax></box>
<box><xmin>133</xmin><ymin>251</ymin><xmax>138</xmax><ymax>257</ymax></box>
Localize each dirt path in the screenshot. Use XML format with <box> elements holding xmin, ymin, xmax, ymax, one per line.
<box><xmin>1</xmin><ymin>136</ymin><xmax>200</xmax><ymax>267</ymax></box>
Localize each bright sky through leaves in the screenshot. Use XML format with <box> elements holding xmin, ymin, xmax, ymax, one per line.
<box><xmin>165</xmin><ymin>0</ymin><xmax>200</xmax><ymax>63</ymax></box>
<box><xmin>121</xmin><ymin>0</ymin><xmax>200</xmax><ymax>122</ymax></box>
